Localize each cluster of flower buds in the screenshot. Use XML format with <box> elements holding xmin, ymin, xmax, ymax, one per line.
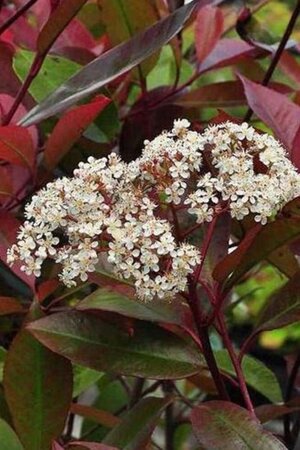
<box><xmin>8</xmin><ymin>120</ymin><xmax>300</xmax><ymax>300</ymax></box>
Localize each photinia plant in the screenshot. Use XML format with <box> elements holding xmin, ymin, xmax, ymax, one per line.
<box><xmin>0</xmin><ymin>1</ymin><xmax>300</xmax><ymax>450</ymax></box>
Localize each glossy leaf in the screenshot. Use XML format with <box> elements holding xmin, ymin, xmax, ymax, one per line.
<box><xmin>175</xmin><ymin>81</ymin><xmax>291</xmax><ymax>108</ymax></box>
<box><xmin>214</xmin><ymin>217</ymin><xmax>300</xmax><ymax>289</ymax></box>
<box><xmin>215</xmin><ymin>350</ymin><xmax>282</xmax><ymax>403</ymax></box>
<box><xmin>191</xmin><ymin>401</ymin><xmax>288</xmax><ymax>450</ymax></box>
<box><xmin>44</xmin><ymin>95</ymin><xmax>111</xmax><ymax>169</ymax></box>
<box><xmin>199</xmin><ymin>38</ymin><xmax>256</xmax><ymax>73</ymax></box>
<box><xmin>37</xmin><ymin>0</ymin><xmax>88</xmax><ymax>55</ymax></box>
<box><xmin>0</xmin><ymin>126</ymin><xmax>35</xmax><ymax>170</ymax></box>
<box><xmin>14</xmin><ymin>51</ymin><xmax>81</xmax><ymax>102</ymax></box>
<box><xmin>255</xmin><ymin>401</ymin><xmax>300</xmax><ymax>424</ymax></box>
<box><xmin>255</xmin><ymin>272</ymin><xmax>300</xmax><ymax>331</ymax></box>
<box><xmin>103</xmin><ymin>396</ymin><xmax>173</xmax><ymax>449</ymax></box>
<box><xmin>28</xmin><ymin>311</ymin><xmax>204</xmax><ymax>379</ymax></box>
<box><xmin>195</xmin><ymin>5</ymin><xmax>223</xmax><ymax>64</ymax></box>
<box><xmin>4</xmin><ymin>307</ymin><xmax>73</xmax><ymax>450</ymax></box>
<box><xmin>240</xmin><ymin>75</ymin><xmax>300</xmax><ymax>152</ymax></box>
<box><xmin>20</xmin><ymin>0</ymin><xmax>209</xmax><ymax>125</ymax></box>
<box><xmin>98</xmin><ymin>0</ymin><xmax>158</xmax><ymax>75</ymax></box>
<box><xmin>0</xmin><ymin>418</ymin><xmax>24</xmax><ymax>450</ymax></box>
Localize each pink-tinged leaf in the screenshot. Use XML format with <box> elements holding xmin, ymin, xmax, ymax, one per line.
<box><xmin>0</xmin><ymin>6</ymin><xmax>38</xmax><ymax>50</ymax></box>
<box><xmin>0</xmin><ymin>297</ymin><xmax>24</xmax><ymax>316</ymax></box>
<box><xmin>240</xmin><ymin>75</ymin><xmax>300</xmax><ymax>151</ymax></box>
<box><xmin>70</xmin><ymin>403</ymin><xmax>120</xmax><ymax>428</ymax></box>
<box><xmin>191</xmin><ymin>401</ymin><xmax>288</xmax><ymax>450</ymax></box>
<box><xmin>27</xmin><ymin>311</ymin><xmax>205</xmax><ymax>379</ymax></box>
<box><xmin>279</xmin><ymin>51</ymin><xmax>300</xmax><ymax>88</ymax></box>
<box><xmin>215</xmin><ymin>216</ymin><xmax>300</xmax><ymax>289</ymax></box>
<box><xmin>0</xmin><ymin>211</ymin><xmax>35</xmax><ymax>290</ymax></box>
<box><xmin>255</xmin><ymin>272</ymin><xmax>300</xmax><ymax>331</ymax></box>
<box><xmin>4</xmin><ymin>306</ymin><xmax>73</xmax><ymax>450</ymax></box>
<box><xmin>195</xmin><ymin>5</ymin><xmax>224</xmax><ymax>64</ymax></box>
<box><xmin>0</xmin><ymin>95</ymin><xmax>38</xmax><ymax>144</ymax></box>
<box><xmin>68</xmin><ymin>443</ymin><xmax>118</xmax><ymax>450</ymax></box>
<box><xmin>199</xmin><ymin>38</ymin><xmax>257</xmax><ymax>73</ymax></box>
<box><xmin>213</xmin><ymin>223</ymin><xmax>262</xmax><ymax>285</ymax></box>
<box><xmin>44</xmin><ymin>95</ymin><xmax>111</xmax><ymax>169</ymax></box>
<box><xmin>0</xmin><ymin>126</ymin><xmax>35</xmax><ymax>170</ymax></box>
<box><xmin>255</xmin><ymin>401</ymin><xmax>300</xmax><ymax>424</ymax></box>
<box><xmin>291</xmin><ymin>125</ymin><xmax>300</xmax><ymax>170</ymax></box>
<box><xmin>52</xmin><ymin>442</ymin><xmax>64</xmax><ymax>450</ymax></box>
<box><xmin>52</xmin><ymin>19</ymin><xmax>97</xmax><ymax>64</ymax></box>
<box><xmin>0</xmin><ymin>167</ymin><xmax>13</xmax><ymax>202</ymax></box>
<box><xmin>175</xmin><ymin>80</ymin><xmax>291</xmax><ymax>108</ymax></box>
<box><xmin>37</xmin><ymin>0</ymin><xmax>88</xmax><ymax>55</ymax></box>
<box><xmin>20</xmin><ymin>0</ymin><xmax>203</xmax><ymax>125</ymax></box>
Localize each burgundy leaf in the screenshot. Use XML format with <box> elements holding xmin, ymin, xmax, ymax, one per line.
<box><xmin>68</xmin><ymin>443</ymin><xmax>118</xmax><ymax>450</ymax></box>
<box><xmin>0</xmin><ymin>125</ymin><xmax>35</xmax><ymax>170</ymax></box>
<box><xmin>240</xmin><ymin>75</ymin><xmax>300</xmax><ymax>152</ymax></box>
<box><xmin>0</xmin><ymin>297</ymin><xmax>24</xmax><ymax>316</ymax></box>
<box><xmin>195</xmin><ymin>5</ymin><xmax>224</xmax><ymax>64</ymax></box>
<box><xmin>199</xmin><ymin>38</ymin><xmax>257</xmax><ymax>73</ymax></box>
<box><xmin>291</xmin><ymin>125</ymin><xmax>300</xmax><ymax>170</ymax></box>
<box><xmin>44</xmin><ymin>95</ymin><xmax>111</xmax><ymax>169</ymax></box>
<box><xmin>191</xmin><ymin>401</ymin><xmax>288</xmax><ymax>449</ymax></box>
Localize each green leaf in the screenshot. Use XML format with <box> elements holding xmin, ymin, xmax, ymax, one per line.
<box><xmin>0</xmin><ymin>418</ymin><xmax>23</xmax><ymax>450</ymax></box>
<box><xmin>215</xmin><ymin>350</ymin><xmax>282</xmax><ymax>403</ymax></box>
<box><xmin>20</xmin><ymin>0</ymin><xmax>206</xmax><ymax>125</ymax></box>
<box><xmin>103</xmin><ymin>396</ymin><xmax>173</xmax><ymax>449</ymax></box>
<box><xmin>255</xmin><ymin>272</ymin><xmax>300</xmax><ymax>331</ymax></box>
<box><xmin>3</xmin><ymin>307</ymin><xmax>73</xmax><ymax>450</ymax></box>
<box><xmin>73</xmin><ymin>365</ymin><xmax>104</xmax><ymax>398</ymax></box>
<box><xmin>191</xmin><ymin>401</ymin><xmax>288</xmax><ymax>450</ymax></box>
<box><xmin>14</xmin><ymin>50</ymin><xmax>81</xmax><ymax>102</ymax></box>
<box><xmin>77</xmin><ymin>287</ymin><xmax>194</xmax><ymax>332</ymax></box>
<box><xmin>98</xmin><ymin>0</ymin><xmax>159</xmax><ymax>76</ymax></box>
<box><xmin>28</xmin><ymin>311</ymin><xmax>204</xmax><ymax>379</ymax></box>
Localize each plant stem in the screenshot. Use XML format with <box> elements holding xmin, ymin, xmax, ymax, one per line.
<box><xmin>2</xmin><ymin>55</ymin><xmax>45</xmax><ymax>125</ymax></box>
<box><xmin>0</xmin><ymin>0</ymin><xmax>38</xmax><ymax>36</ymax></box>
<box><xmin>284</xmin><ymin>353</ymin><xmax>300</xmax><ymax>447</ymax></box>
<box><xmin>163</xmin><ymin>381</ymin><xmax>175</xmax><ymax>450</ymax></box>
<box><xmin>188</xmin><ymin>281</ymin><xmax>230</xmax><ymax>401</ymax></box>
<box><xmin>129</xmin><ymin>377</ymin><xmax>145</xmax><ymax>408</ymax></box>
<box><xmin>244</xmin><ymin>0</ymin><xmax>300</xmax><ymax>121</ymax></box>
<box><xmin>218</xmin><ymin>314</ymin><xmax>255</xmax><ymax>416</ymax></box>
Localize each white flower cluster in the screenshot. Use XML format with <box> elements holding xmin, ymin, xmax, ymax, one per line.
<box><xmin>7</xmin><ymin>120</ymin><xmax>300</xmax><ymax>300</ymax></box>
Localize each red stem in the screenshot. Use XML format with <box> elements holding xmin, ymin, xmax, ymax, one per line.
<box><xmin>2</xmin><ymin>55</ymin><xmax>45</xmax><ymax>125</ymax></box>
<box><xmin>0</xmin><ymin>0</ymin><xmax>38</xmax><ymax>36</ymax></box>
<box><xmin>193</xmin><ymin>215</ymin><xmax>218</xmax><ymax>286</ymax></box>
<box><xmin>218</xmin><ymin>314</ymin><xmax>255</xmax><ymax>416</ymax></box>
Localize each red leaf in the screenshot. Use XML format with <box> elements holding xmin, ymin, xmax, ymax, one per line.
<box><xmin>279</xmin><ymin>51</ymin><xmax>300</xmax><ymax>88</ymax></box>
<box><xmin>195</xmin><ymin>5</ymin><xmax>224</xmax><ymax>64</ymax></box>
<box><xmin>37</xmin><ymin>0</ymin><xmax>88</xmax><ymax>55</ymax></box>
<box><xmin>37</xmin><ymin>279</ymin><xmax>60</xmax><ymax>303</ymax></box>
<box><xmin>199</xmin><ymin>38</ymin><xmax>256</xmax><ymax>73</ymax></box>
<box><xmin>44</xmin><ymin>95</ymin><xmax>111</xmax><ymax>169</ymax></box>
<box><xmin>52</xmin><ymin>442</ymin><xmax>64</xmax><ymax>450</ymax></box>
<box><xmin>191</xmin><ymin>401</ymin><xmax>288</xmax><ymax>449</ymax></box>
<box><xmin>68</xmin><ymin>443</ymin><xmax>118</xmax><ymax>450</ymax></box>
<box><xmin>291</xmin><ymin>125</ymin><xmax>300</xmax><ymax>170</ymax></box>
<box><xmin>0</xmin><ymin>167</ymin><xmax>13</xmax><ymax>202</ymax></box>
<box><xmin>0</xmin><ymin>297</ymin><xmax>24</xmax><ymax>315</ymax></box>
<box><xmin>0</xmin><ymin>210</ymin><xmax>36</xmax><ymax>291</ymax></box>
<box><xmin>0</xmin><ymin>125</ymin><xmax>35</xmax><ymax>170</ymax></box>
<box><xmin>240</xmin><ymin>75</ymin><xmax>300</xmax><ymax>152</ymax></box>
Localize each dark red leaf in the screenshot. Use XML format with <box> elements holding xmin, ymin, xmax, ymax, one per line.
<box><xmin>255</xmin><ymin>401</ymin><xmax>300</xmax><ymax>424</ymax></box>
<box><xmin>240</xmin><ymin>75</ymin><xmax>300</xmax><ymax>152</ymax></box>
<box><xmin>44</xmin><ymin>95</ymin><xmax>111</xmax><ymax>169</ymax></box>
<box><xmin>0</xmin><ymin>297</ymin><xmax>24</xmax><ymax>316</ymax></box>
<box><xmin>195</xmin><ymin>5</ymin><xmax>223</xmax><ymax>64</ymax></box>
<box><xmin>191</xmin><ymin>401</ymin><xmax>287</xmax><ymax>449</ymax></box>
<box><xmin>37</xmin><ymin>0</ymin><xmax>88</xmax><ymax>55</ymax></box>
<box><xmin>0</xmin><ymin>210</ymin><xmax>36</xmax><ymax>290</ymax></box>
<box><xmin>291</xmin><ymin>125</ymin><xmax>300</xmax><ymax>170</ymax></box>
<box><xmin>68</xmin><ymin>443</ymin><xmax>118</xmax><ymax>450</ymax></box>
<box><xmin>0</xmin><ymin>125</ymin><xmax>35</xmax><ymax>170</ymax></box>
<box><xmin>199</xmin><ymin>38</ymin><xmax>257</xmax><ymax>73</ymax></box>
